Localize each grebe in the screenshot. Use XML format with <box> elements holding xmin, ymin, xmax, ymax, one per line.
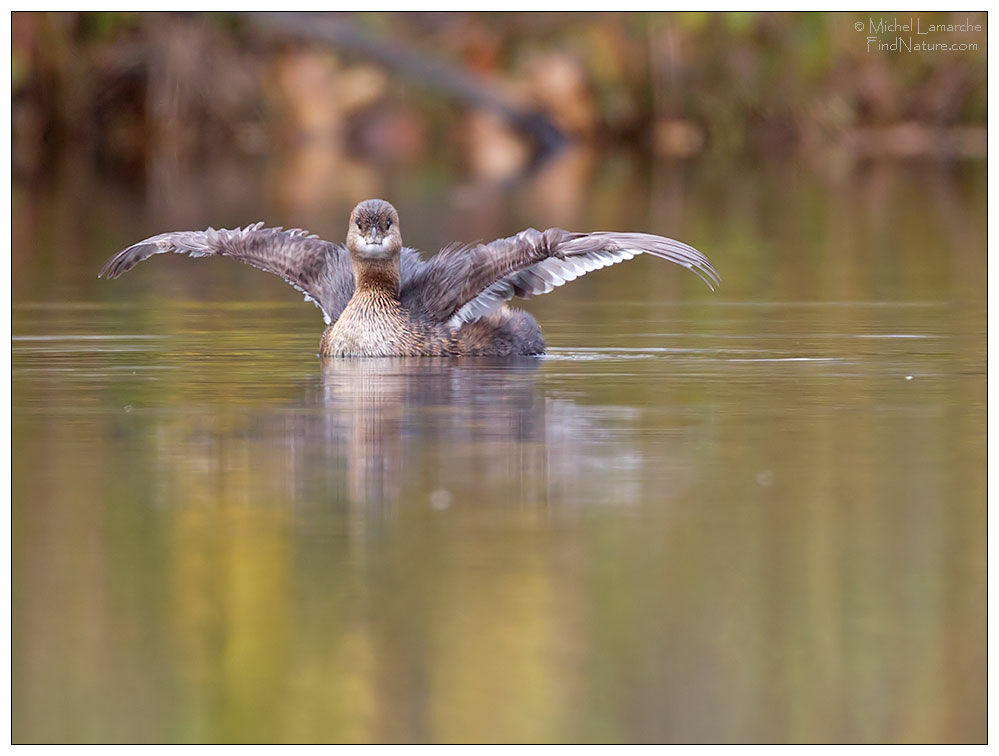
<box><xmin>99</xmin><ymin>198</ymin><xmax>718</xmax><ymax>356</ymax></box>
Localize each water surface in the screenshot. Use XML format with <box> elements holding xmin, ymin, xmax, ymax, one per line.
<box><xmin>12</xmin><ymin>157</ymin><xmax>986</xmax><ymax>743</ymax></box>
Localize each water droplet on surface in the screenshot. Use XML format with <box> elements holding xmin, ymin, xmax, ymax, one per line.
<box><xmin>755</xmin><ymin>470</ymin><xmax>774</xmax><ymax>487</ymax></box>
<box><xmin>429</xmin><ymin>489</ymin><xmax>452</xmax><ymax>510</ymax></box>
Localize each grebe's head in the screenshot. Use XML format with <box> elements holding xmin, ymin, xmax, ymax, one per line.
<box><xmin>347</xmin><ymin>199</ymin><xmax>401</xmax><ymax>260</ymax></box>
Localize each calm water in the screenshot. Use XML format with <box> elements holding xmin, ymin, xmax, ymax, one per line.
<box><xmin>12</xmin><ymin>156</ymin><xmax>986</xmax><ymax>743</ymax></box>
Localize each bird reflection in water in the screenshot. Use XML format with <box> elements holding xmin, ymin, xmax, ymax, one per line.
<box><xmin>141</xmin><ymin>355</ymin><xmax>701</xmax><ymax>536</ymax></box>
<box><xmin>310</xmin><ymin>357</ymin><xmax>547</xmax><ymax>512</ymax></box>
<box><xmin>287</xmin><ymin>357</ymin><xmax>698</xmax><ymax>522</ymax></box>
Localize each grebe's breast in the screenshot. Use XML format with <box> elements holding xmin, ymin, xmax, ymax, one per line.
<box><xmin>320</xmin><ymin>293</ymin><xmax>451</xmax><ymax>357</ymax></box>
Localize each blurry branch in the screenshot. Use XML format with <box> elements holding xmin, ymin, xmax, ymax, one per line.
<box><xmin>249</xmin><ymin>12</ymin><xmax>569</xmax><ymax>167</ymax></box>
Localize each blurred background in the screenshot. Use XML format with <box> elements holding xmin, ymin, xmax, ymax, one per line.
<box><xmin>12</xmin><ymin>11</ymin><xmax>987</xmax><ymax>744</ymax></box>
<box><xmin>11</xmin><ymin>11</ymin><xmax>988</xmax><ymax>176</ymax></box>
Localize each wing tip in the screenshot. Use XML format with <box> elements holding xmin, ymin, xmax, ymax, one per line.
<box><xmin>639</xmin><ymin>235</ymin><xmax>721</xmax><ymax>290</ymax></box>
<box><xmin>697</xmin><ymin>262</ymin><xmax>721</xmax><ymax>290</ymax></box>
<box><xmin>97</xmin><ymin>255</ymin><xmax>123</xmax><ymax>280</ymax></box>
<box><xmin>97</xmin><ymin>242</ymin><xmax>160</xmax><ymax>280</ymax></box>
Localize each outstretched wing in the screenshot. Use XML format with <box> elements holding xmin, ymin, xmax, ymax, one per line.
<box><xmin>401</xmin><ymin>227</ymin><xmax>719</xmax><ymax>329</ymax></box>
<box><xmin>99</xmin><ymin>223</ymin><xmax>356</xmax><ymax>324</ymax></box>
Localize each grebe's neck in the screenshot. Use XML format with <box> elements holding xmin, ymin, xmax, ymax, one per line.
<box><xmin>351</xmin><ymin>256</ymin><xmax>401</xmax><ymax>298</ymax></box>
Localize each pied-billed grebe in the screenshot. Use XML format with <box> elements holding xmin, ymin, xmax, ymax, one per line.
<box><xmin>99</xmin><ymin>198</ymin><xmax>718</xmax><ymax>356</ymax></box>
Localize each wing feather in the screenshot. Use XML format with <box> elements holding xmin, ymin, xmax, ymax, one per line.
<box><xmin>428</xmin><ymin>227</ymin><xmax>718</xmax><ymax>329</ymax></box>
<box><xmin>99</xmin><ymin>224</ymin><xmax>357</xmax><ymax>324</ymax></box>
<box><xmin>104</xmin><ymin>219</ymin><xmax>718</xmax><ymax>333</ymax></box>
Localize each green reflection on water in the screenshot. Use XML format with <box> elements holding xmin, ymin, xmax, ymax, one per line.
<box><xmin>12</xmin><ymin>158</ymin><xmax>985</xmax><ymax>743</ymax></box>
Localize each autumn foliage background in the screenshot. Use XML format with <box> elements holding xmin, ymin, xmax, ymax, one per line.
<box><xmin>12</xmin><ymin>11</ymin><xmax>987</xmax><ymax>183</ymax></box>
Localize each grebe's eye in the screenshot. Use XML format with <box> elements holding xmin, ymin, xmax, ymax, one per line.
<box><xmin>386</xmin><ymin>220</ymin><xmax>392</xmax><ymax>229</ymax></box>
<box><xmin>356</xmin><ymin>220</ymin><xmax>362</xmax><ymax>230</ymax></box>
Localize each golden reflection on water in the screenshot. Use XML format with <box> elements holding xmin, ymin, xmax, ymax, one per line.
<box><xmin>13</xmin><ymin>329</ymin><xmax>985</xmax><ymax>743</ymax></box>
<box><xmin>12</xmin><ymin>156</ymin><xmax>986</xmax><ymax>743</ymax></box>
